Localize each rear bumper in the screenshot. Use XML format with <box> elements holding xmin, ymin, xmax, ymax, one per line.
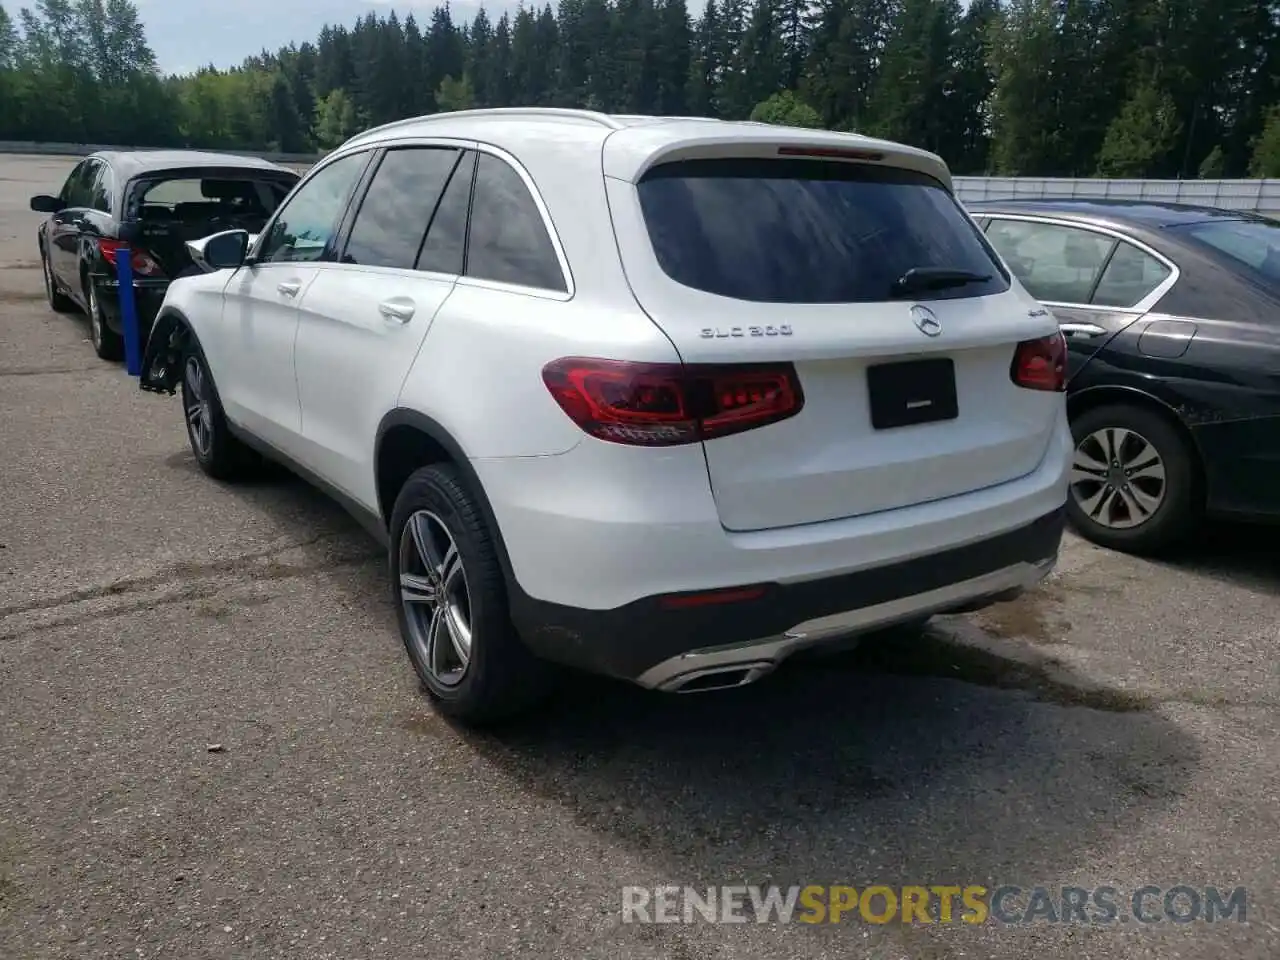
<box><xmin>91</xmin><ymin>276</ymin><xmax>167</xmax><ymax>338</ymax></box>
<box><xmin>1193</xmin><ymin>414</ymin><xmax>1280</xmax><ymax>520</ymax></box>
<box><xmin>510</xmin><ymin>508</ymin><xmax>1064</xmax><ymax>686</ymax></box>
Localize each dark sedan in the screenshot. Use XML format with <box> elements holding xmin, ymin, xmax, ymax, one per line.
<box><xmin>31</xmin><ymin>150</ymin><xmax>299</xmax><ymax>360</ymax></box>
<box><xmin>967</xmin><ymin>199</ymin><xmax>1280</xmax><ymax>554</ymax></box>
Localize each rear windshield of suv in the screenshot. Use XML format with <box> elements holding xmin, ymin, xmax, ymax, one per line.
<box><xmin>635</xmin><ymin>157</ymin><xmax>1010</xmax><ymax>303</ymax></box>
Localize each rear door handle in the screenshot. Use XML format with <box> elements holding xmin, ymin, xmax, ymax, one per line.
<box><xmin>378</xmin><ymin>299</ymin><xmax>415</xmax><ymax>323</ymax></box>
<box><xmin>277</xmin><ymin>280</ymin><xmax>301</xmax><ymax>298</ymax></box>
<box><xmin>1059</xmin><ymin>321</ymin><xmax>1107</xmax><ymax>338</ymax></box>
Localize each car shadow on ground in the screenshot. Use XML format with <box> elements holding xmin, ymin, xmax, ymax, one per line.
<box><xmin>209</xmin><ymin>467</ymin><xmax>1202</xmax><ymax>899</ymax></box>
<box><xmin>1149</xmin><ymin>521</ymin><xmax>1278</xmax><ymax>593</ymax></box>
<box><xmin>454</xmin><ymin>622</ymin><xmax>1199</xmax><ymax>894</ymax></box>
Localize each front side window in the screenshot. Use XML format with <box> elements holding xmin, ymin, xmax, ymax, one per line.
<box><xmin>258</xmin><ymin>151</ymin><xmax>369</xmax><ymax>264</ymax></box>
<box><xmin>465</xmin><ymin>153</ymin><xmax>566</xmax><ymax>292</ymax></box>
<box><xmin>636</xmin><ymin>158</ymin><xmax>1009</xmax><ymax>303</ymax></box>
<box><xmin>986</xmin><ymin>219</ymin><xmax>1116</xmax><ymax>304</ymax></box>
<box><xmin>343</xmin><ymin>147</ymin><xmax>461</xmax><ymax>270</ymax></box>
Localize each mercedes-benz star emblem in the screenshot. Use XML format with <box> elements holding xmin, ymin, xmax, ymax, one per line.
<box><xmin>910</xmin><ymin>304</ymin><xmax>943</xmax><ymax>337</ymax></box>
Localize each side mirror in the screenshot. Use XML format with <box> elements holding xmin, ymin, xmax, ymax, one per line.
<box><xmin>186</xmin><ymin>229</ymin><xmax>250</xmax><ymax>273</ymax></box>
<box><xmin>30</xmin><ymin>194</ymin><xmax>64</xmax><ymax>214</ymax></box>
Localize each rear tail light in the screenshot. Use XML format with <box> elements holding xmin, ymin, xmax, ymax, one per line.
<box><xmin>541</xmin><ymin>358</ymin><xmax>804</xmax><ymax>447</ymax></box>
<box><xmin>97</xmin><ymin>239</ymin><xmax>165</xmax><ymax>278</ymax></box>
<box><xmin>1010</xmin><ymin>332</ymin><xmax>1067</xmax><ymax>392</ymax></box>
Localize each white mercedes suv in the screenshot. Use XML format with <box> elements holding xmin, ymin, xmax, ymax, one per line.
<box><xmin>140</xmin><ymin>108</ymin><xmax>1072</xmax><ymax>724</ymax></box>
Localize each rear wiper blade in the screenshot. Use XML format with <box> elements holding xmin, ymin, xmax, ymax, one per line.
<box><xmin>890</xmin><ymin>267</ymin><xmax>993</xmax><ymax>298</ymax></box>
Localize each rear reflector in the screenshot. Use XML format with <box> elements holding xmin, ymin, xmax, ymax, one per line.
<box><xmin>542</xmin><ymin>358</ymin><xmax>804</xmax><ymax>447</ymax></box>
<box><xmin>97</xmin><ymin>239</ymin><xmax>165</xmax><ymax>278</ymax></box>
<box><xmin>659</xmin><ymin>586</ymin><xmax>767</xmax><ymax>609</ymax></box>
<box><xmin>1010</xmin><ymin>332</ymin><xmax>1068</xmax><ymax>392</ymax></box>
<box><xmin>777</xmin><ymin>145</ymin><xmax>885</xmax><ymax>162</ymax></box>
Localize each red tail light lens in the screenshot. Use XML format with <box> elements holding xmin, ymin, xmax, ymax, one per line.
<box><xmin>542</xmin><ymin>358</ymin><xmax>804</xmax><ymax>446</ymax></box>
<box><xmin>1010</xmin><ymin>332</ymin><xmax>1067</xmax><ymax>392</ymax></box>
<box><xmin>97</xmin><ymin>239</ymin><xmax>165</xmax><ymax>278</ymax></box>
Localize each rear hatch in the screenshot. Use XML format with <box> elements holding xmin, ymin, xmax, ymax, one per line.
<box><xmin>604</xmin><ymin>132</ymin><xmax>1063</xmax><ymax>532</ymax></box>
<box><xmin>121</xmin><ymin>167</ymin><xmax>298</xmax><ymax>277</ymax></box>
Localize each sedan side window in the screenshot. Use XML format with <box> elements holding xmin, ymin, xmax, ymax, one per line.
<box><xmin>258</xmin><ymin>151</ymin><xmax>369</xmax><ymax>264</ymax></box>
<box><xmin>61</xmin><ymin>160</ymin><xmax>98</xmax><ymax>208</ymax></box>
<box><xmin>342</xmin><ymin>147</ymin><xmax>461</xmax><ymax>270</ymax></box>
<box><xmin>1091</xmin><ymin>241</ymin><xmax>1172</xmax><ymax>308</ymax></box>
<box><xmin>986</xmin><ymin>219</ymin><xmax>1116</xmax><ymax>305</ymax></box>
<box><xmin>465</xmin><ymin>153</ymin><xmax>567</xmax><ymax>292</ymax></box>
<box><xmin>89</xmin><ymin>163</ymin><xmax>112</xmax><ymax>213</ymax></box>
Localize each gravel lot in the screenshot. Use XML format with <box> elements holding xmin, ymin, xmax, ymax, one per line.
<box><xmin>1</xmin><ymin>153</ymin><xmax>1277</xmax><ymax>960</ymax></box>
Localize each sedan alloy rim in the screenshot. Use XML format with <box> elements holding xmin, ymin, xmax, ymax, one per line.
<box><xmin>88</xmin><ymin>284</ymin><xmax>101</xmax><ymax>347</ymax></box>
<box><xmin>1070</xmin><ymin>427</ymin><xmax>1167</xmax><ymax>530</ymax></box>
<box><xmin>399</xmin><ymin>509</ymin><xmax>473</xmax><ymax>687</ymax></box>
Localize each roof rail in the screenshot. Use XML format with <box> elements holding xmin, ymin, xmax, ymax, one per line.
<box><xmin>342</xmin><ymin>107</ymin><xmax>625</xmax><ymax>147</ymax></box>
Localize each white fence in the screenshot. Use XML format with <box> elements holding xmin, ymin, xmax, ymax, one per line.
<box><xmin>955</xmin><ymin>176</ymin><xmax>1280</xmax><ymax>217</ymax></box>
<box><xmin>5</xmin><ymin>141</ymin><xmax>1280</xmax><ymax>215</ymax></box>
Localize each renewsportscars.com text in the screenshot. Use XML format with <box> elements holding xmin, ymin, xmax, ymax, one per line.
<box><xmin>621</xmin><ymin>884</ymin><xmax>1248</xmax><ymax>926</ymax></box>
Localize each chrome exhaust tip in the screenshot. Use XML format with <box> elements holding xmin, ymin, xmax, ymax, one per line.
<box><xmin>659</xmin><ymin>661</ymin><xmax>776</xmax><ymax>694</ymax></box>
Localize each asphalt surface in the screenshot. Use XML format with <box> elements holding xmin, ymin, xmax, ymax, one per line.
<box><xmin>1</xmin><ymin>153</ymin><xmax>1277</xmax><ymax>960</ymax></box>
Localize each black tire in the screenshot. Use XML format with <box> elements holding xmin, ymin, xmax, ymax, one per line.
<box><xmin>41</xmin><ymin>247</ymin><xmax>75</xmax><ymax>313</ymax></box>
<box><xmin>389</xmin><ymin>464</ymin><xmax>555</xmax><ymax>725</ymax></box>
<box><xmin>179</xmin><ymin>342</ymin><xmax>258</xmax><ymax>481</ymax></box>
<box><xmin>1067</xmin><ymin>403</ymin><xmax>1200</xmax><ymax>554</ymax></box>
<box><xmin>85</xmin><ymin>277</ymin><xmax>124</xmax><ymax>361</ymax></box>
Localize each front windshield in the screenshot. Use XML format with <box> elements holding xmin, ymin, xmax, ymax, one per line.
<box><xmin>1176</xmin><ymin>218</ymin><xmax>1280</xmax><ymax>287</ymax></box>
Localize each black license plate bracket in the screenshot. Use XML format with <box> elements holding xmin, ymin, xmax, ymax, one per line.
<box><xmin>866</xmin><ymin>357</ymin><xmax>958</xmax><ymax>430</ymax></box>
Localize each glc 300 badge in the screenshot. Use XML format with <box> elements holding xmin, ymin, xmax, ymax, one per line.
<box><xmin>699</xmin><ymin>325</ymin><xmax>793</xmax><ymax>339</ymax></box>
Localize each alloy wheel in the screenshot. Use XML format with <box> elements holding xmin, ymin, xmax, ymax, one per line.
<box><xmin>1070</xmin><ymin>427</ymin><xmax>1167</xmax><ymax>530</ymax></box>
<box><xmin>183</xmin><ymin>356</ymin><xmax>214</xmax><ymax>458</ymax></box>
<box><xmin>399</xmin><ymin>509</ymin><xmax>473</xmax><ymax>688</ymax></box>
<box><xmin>88</xmin><ymin>283</ymin><xmax>102</xmax><ymax>349</ymax></box>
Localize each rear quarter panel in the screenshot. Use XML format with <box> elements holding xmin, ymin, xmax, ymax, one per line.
<box><xmin>1072</xmin><ymin>310</ymin><xmax>1280</xmax><ymax>518</ymax></box>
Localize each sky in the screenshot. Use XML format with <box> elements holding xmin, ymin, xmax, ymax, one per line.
<box><xmin>134</xmin><ymin>0</ymin><xmax>520</xmax><ymax>75</ymax></box>
<box><xmin>138</xmin><ymin>0</ymin><xmax>971</xmax><ymax>77</ymax></box>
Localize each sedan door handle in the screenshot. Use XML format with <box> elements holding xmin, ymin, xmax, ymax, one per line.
<box><xmin>277</xmin><ymin>280</ymin><xmax>301</xmax><ymax>298</ymax></box>
<box><xmin>1059</xmin><ymin>321</ymin><xmax>1107</xmax><ymax>338</ymax></box>
<box><xmin>378</xmin><ymin>299</ymin><xmax>415</xmax><ymax>323</ymax></box>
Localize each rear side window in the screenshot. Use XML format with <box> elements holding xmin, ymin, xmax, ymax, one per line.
<box><xmin>343</xmin><ymin>147</ymin><xmax>460</xmax><ymax>269</ymax></box>
<box><xmin>465</xmin><ymin>153</ymin><xmax>566</xmax><ymax>292</ymax></box>
<box><xmin>986</xmin><ymin>219</ymin><xmax>1116</xmax><ymax>304</ymax></box>
<box><xmin>62</xmin><ymin>160</ymin><xmax>99</xmax><ymax>208</ymax></box>
<box><xmin>89</xmin><ymin>164</ymin><xmax>112</xmax><ymax>213</ymax></box>
<box><xmin>635</xmin><ymin>158</ymin><xmax>1009</xmax><ymax>303</ymax></box>
<box><xmin>417</xmin><ymin>150</ymin><xmax>475</xmax><ymax>275</ymax></box>
<box><xmin>1092</xmin><ymin>241</ymin><xmax>1172</xmax><ymax>307</ymax></box>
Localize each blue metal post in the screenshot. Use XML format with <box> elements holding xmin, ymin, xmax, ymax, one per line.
<box><xmin>116</xmin><ymin>246</ymin><xmax>142</xmax><ymax>376</ymax></box>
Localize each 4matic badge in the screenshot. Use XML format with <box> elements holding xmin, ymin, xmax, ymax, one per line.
<box><xmin>699</xmin><ymin>325</ymin><xmax>794</xmax><ymax>339</ymax></box>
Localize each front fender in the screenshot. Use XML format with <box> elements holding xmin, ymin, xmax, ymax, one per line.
<box><xmin>139</xmin><ymin>309</ymin><xmax>191</xmax><ymax>395</ymax></box>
